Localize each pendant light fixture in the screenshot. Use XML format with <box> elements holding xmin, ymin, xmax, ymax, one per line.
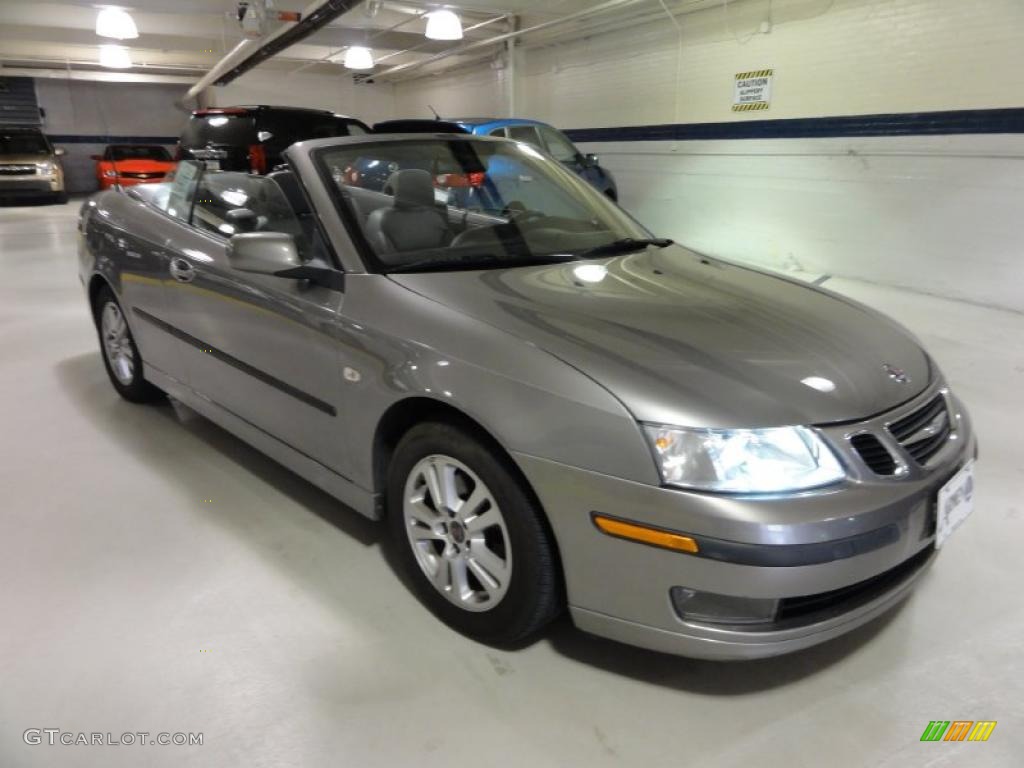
<box><xmin>343</xmin><ymin>46</ymin><xmax>375</xmax><ymax>70</ymax></box>
<box><xmin>95</xmin><ymin>7</ymin><xmax>139</xmax><ymax>40</ymax></box>
<box><xmin>425</xmin><ymin>9</ymin><xmax>463</xmax><ymax>41</ymax></box>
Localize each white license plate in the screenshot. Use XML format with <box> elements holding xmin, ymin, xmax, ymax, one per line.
<box><xmin>204</xmin><ymin>160</ymin><xmax>220</xmax><ymax>171</ymax></box>
<box><xmin>936</xmin><ymin>460</ymin><xmax>975</xmax><ymax>548</ymax></box>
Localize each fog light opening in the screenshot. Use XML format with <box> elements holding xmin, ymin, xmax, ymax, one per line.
<box><xmin>670</xmin><ymin>587</ymin><xmax>779</xmax><ymax>626</ymax></box>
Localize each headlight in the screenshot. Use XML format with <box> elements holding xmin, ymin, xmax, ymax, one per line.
<box><xmin>104</xmin><ymin>170</ymin><xmax>118</xmax><ymax>178</ymax></box>
<box><xmin>37</xmin><ymin>161</ymin><xmax>55</xmax><ymax>173</ymax></box>
<box><xmin>643</xmin><ymin>424</ymin><xmax>844</xmax><ymax>493</ymax></box>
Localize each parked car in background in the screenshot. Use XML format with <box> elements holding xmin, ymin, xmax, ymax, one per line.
<box><xmin>374</xmin><ymin>117</ymin><xmax>618</xmax><ymax>200</ymax></box>
<box><xmin>0</xmin><ymin>126</ymin><xmax>67</xmax><ymax>203</ymax></box>
<box><xmin>79</xmin><ymin>133</ymin><xmax>975</xmax><ymax>660</ymax></box>
<box><xmin>93</xmin><ymin>145</ymin><xmax>176</xmax><ymax>189</ymax></box>
<box><xmin>178</xmin><ymin>105</ymin><xmax>370</xmax><ymax>174</ymax></box>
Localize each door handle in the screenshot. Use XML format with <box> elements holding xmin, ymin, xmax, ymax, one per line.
<box><xmin>169</xmin><ymin>258</ymin><xmax>195</xmax><ymax>283</ymax></box>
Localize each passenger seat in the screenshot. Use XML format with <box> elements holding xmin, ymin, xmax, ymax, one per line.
<box><xmin>364</xmin><ymin>169</ymin><xmax>451</xmax><ymax>254</ymax></box>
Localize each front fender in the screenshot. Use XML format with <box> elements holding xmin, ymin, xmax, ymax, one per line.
<box><xmin>336</xmin><ymin>275</ymin><xmax>660</xmax><ymax>492</ymax></box>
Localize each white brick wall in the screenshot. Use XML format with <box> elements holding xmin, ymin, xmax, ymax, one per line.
<box><xmin>35</xmin><ymin>78</ymin><xmax>187</xmax><ymax>194</ymax></box>
<box><xmin>388</xmin><ymin>0</ymin><xmax>1024</xmax><ymax>311</ymax></box>
<box><xmin>392</xmin><ymin>66</ymin><xmax>507</xmax><ymax>121</ymax></box>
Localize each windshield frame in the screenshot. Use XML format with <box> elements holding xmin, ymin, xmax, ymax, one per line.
<box><xmin>311</xmin><ymin>135</ymin><xmax>651</xmax><ymax>275</ymax></box>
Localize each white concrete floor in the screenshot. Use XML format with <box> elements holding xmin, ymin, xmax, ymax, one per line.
<box><xmin>0</xmin><ymin>198</ymin><xmax>1021</xmax><ymax>768</ymax></box>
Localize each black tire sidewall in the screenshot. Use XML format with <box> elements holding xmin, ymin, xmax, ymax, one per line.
<box><xmin>386</xmin><ymin>422</ymin><xmax>560</xmax><ymax>645</ymax></box>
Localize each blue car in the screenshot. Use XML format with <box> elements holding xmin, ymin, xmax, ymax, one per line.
<box><xmin>374</xmin><ymin>117</ymin><xmax>618</xmax><ymax>201</ymax></box>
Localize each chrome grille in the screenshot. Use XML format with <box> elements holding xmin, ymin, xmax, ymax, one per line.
<box><xmin>888</xmin><ymin>394</ymin><xmax>950</xmax><ymax>465</ymax></box>
<box><xmin>848</xmin><ymin>392</ymin><xmax>954</xmax><ymax>476</ymax></box>
<box><xmin>121</xmin><ymin>171</ymin><xmax>165</xmax><ymax>180</ymax></box>
<box><xmin>0</xmin><ymin>165</ymin><xmax>37</xmax><ymax>176</ymax></box>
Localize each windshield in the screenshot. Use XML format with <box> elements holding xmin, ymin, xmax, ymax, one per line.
<box><xmin>317</xmin><ymin>138</ymin><xmax>650</xmax><ymax>272</ymax></box>
<box><xmin>0</xmin><ymin>131</ymin><xmax>49</xmax><ymax>156</ymax></box>
<box><xmin>111</xmin><ymin>145</ymin><xmax>171</xmax><ymax>162</ymax></box>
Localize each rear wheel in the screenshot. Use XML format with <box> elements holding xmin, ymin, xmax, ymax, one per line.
<box><xmin>94</xmin><ymin>286</ymin><xmax>163</xmax><ymax>403</ymax></box>
<box><xmin>387</xmin><ymin>422</ymin><xmax>562</xmax><ymax>645</ymax></box>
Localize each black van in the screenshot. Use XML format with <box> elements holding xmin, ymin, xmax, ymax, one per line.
<box><xmin>178</xmin><ymin>105</ymin><xmax>370</xmax><ymax>174</ymax></box>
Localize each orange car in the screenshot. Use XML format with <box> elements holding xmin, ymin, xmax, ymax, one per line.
<box><xmin>94</xmin><ymin>145</ymin><xmax>175</xmax><ymax>189</ymax></box>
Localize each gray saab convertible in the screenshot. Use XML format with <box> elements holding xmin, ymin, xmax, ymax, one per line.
<box><xmin>78</xmin><ymin>133</ymin><xmax>977</xmax><ymax>659</ymax></box>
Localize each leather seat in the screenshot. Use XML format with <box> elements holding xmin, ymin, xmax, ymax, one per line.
<box><xmin>365</xmin><ymin>169</ymin><xmax>451</xmax><ymax>254</ymax></box>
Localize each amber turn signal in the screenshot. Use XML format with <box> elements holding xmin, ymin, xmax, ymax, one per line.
<box><xmin>592</xmin><ymin>515</ymin><xmax>699</xmax><ymax>554</ymax></box>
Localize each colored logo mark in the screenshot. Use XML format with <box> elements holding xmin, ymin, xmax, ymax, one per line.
<box><xmin>920</xmin><ymin>721</ymin><xmax>996</xmax><ymax>742</ymax></box>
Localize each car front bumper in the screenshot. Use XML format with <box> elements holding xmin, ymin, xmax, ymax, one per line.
<box><xmin>104</xmin><ymin>177</ymin><xmax>165</xmax><ymax>188</ymax></box>
<box><xmin>0</xmin><ymin>174</ymin><xmax>62</xmax><ymax>196</ymax></box>
<box><xmin>515</xmin><ymin>384</ymin><xmax>975</xmax><ymax>660</ymax></box>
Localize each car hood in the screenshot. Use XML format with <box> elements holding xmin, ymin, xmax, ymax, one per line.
<box><xmin>388</xmin><ymin>245</ymin><xmax>931</xmax><ymax>428</ymax></box>
<box><xmin>0</xmin><ymin>153</ymin><xmax>50</xmax><ymax>164</ymax></box>
<box><xmin>111</xmin><ymin>159</ymin><xmax>173</xmax><ymax>173</ymax></box>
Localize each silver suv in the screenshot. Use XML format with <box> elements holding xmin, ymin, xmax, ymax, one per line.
<box><xmin>0</xmin><ymin>127</ymin><xmax>67</xmax><ymax>203</ymax></box>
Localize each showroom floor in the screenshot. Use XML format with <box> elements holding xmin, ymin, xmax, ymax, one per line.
<box><xmin>1</xmin><ymin>199</ymin><xmax>1020</xmax><ymax>768</ymax></box>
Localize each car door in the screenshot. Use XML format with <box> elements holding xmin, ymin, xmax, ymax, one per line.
<box><xmin>158</xmin><ymin>168</ymin><xmax>348</xmax><ymax>475</ymax></box>
<box><xmin>101</xmin><ymin>161</ymin><xmax>201</xmax><ymax>384</ymax></box>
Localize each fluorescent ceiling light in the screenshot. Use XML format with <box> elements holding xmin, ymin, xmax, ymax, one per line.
<box><xmin>99</xmin><ymin>44</ymin><xmax>133</xmax><ymax>69</ymax></box>
<box><xmin>425</xmin><ymin>10</ymin><xmax>463</xmax><ymax>41</ymax></box>
<box><xmin>343</xmin><ymin>46</ymin><xmax>375</xmax><ymax>70</ymax></box>
<box><xmin>96</xmin><ymin>8</ymin><xmax>139</xmax><ymax>40</ymax></box>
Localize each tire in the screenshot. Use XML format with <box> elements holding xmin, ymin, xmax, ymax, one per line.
<box><xmin>53</xmin><ymin>191</ymin><xmax>69</xmax><ymax>205</ymax></box>
<box><xmin>93</xmin><ymin>285</ymin><xmax>163</xmax><ymax>403</ymax></box>
<box><xmin>387</xmin><ymin>421</ymin><xmax>562</xmax><ymax>645</ymax></box>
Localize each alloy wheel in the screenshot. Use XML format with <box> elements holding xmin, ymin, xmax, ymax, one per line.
<box><xmin>100</xmin><ymin>302</ymin><xmax>135</xmax><ymax>386</ymax></box>
<box><xmin>403</xmin><ymin>454</ymin><xmax>512</xmax><ymax>612</ymax></box>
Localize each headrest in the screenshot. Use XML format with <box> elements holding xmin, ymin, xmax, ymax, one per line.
<box><xmin>386</xmin><ymin>169</ymin><xmax>435</xmax><ymax>209</ymax></box>
<box><xmin>267</xmin><ymin>170</ymin><xmax>309</xmax><ymax>215</ymax></box>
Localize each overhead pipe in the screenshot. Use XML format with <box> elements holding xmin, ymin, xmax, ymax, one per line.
<box><xmin>373</xmin><ymin>0</ymin><xmax>647</xmax><ymax>80</ymax></box>
<box><xmin>185</xmin><ymin>0</ymin><xmax>364</xmax><ymax>99</ymax></box>
<box><xmin>213</xmin><ymin>0</ymin><xmax>366</xmax><ymax>85</ymax></box>
<box><xmin>185</xmin><ymin>38</ymin><xmax>262</xmax><ymax>100</ymax></box>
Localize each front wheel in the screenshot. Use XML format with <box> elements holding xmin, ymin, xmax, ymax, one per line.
<box><xmin>94</xmin><ymin>286</ymin><xmax>163</xmax><ymax>403</ymax></box>
<box><xmin>387</xmin><ymin>422</ymin><xmax>562</xmax><ymax>645</ymax></box>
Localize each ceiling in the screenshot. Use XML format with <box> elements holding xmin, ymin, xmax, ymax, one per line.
<box><xmin>0</xmin><ymin>0</ymin><xmax>722</xmax><ymax>86</ymax></box>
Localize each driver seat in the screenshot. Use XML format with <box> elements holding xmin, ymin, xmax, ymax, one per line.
<box><xmin>365</xmin><ymin>169</ymin><xmax>451</xmax><ymax>254</ymax></box>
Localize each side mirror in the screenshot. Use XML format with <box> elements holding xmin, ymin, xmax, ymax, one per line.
<box><xmin>227</xmin><ymin>231</ymin><xmax>346</xmax><ymax>291</ymax></box>
<box><xmin>54</xmin><ymin>147</ymin><xmax>66</xmax><ymax>157</ymax></box>
<box><xmin>227</xmin><ymin>232</ymin><xmax>301</xmax><ymax>276</ymax></box>
<box><xmin>91</xmin><ymin>154</ymin><xmax>102</xmax><ymax>161</ymax></box>
<box><xmin>584</xmin><ymin>153</ymin><xmax>599</xmax><ymax>167</ymax></box>
<box><xmin>225</xmin><ymin>207</ymin><xmax>259</xmax><ymax>233</ymax></box>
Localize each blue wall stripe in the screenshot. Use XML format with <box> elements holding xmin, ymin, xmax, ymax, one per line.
<box><xmin>49</xmin><ymin>134</ymin><xmax>178</xmax><ymax>145</ymax></box>
<box><xmin>562</xmin><ymin>108</ymin><xmax>1024</xmax><ymax>143</ymax></box>
<box><xmin>43</xmin><ymin>107</ymin><xmax>1024</xmax><ymax>147</ymax></box>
